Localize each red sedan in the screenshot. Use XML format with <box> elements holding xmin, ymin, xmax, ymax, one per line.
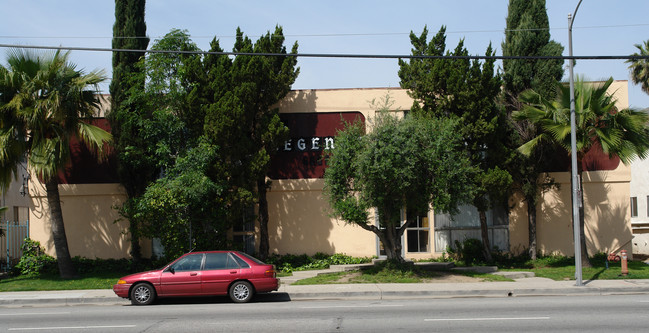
<box><xmin>113</xmin><ymin>251</ymin><xmax>279</xmax><ymax>305</ymax></box>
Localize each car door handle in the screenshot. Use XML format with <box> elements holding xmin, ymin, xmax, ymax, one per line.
<box><xmin>230</xmin><ymin>271</ymin><xmax>237</xmax><ymax>274</ymax></box>
<box><xmin>190</xmin><ymin>272</ymin><xmax>198</xmax><ymax>276</ymax></box>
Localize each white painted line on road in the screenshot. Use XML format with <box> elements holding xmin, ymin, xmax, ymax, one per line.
<box><xmin>8</xmin><ymin>325</ymin><xmax>136</xmax><ymax>331</ymax></box>
<box><xmin>303</xmin><ymin>304</ymin><xmax>404</xmax><ymax>309</ymax></box>
<box><xmin>425</xmin><ymin>317</ymin><xmax>550</xmax><ymax>322</ymax></box>
<box><xmin>0</xmin><ymin>312</ymin><xmax>71</xmax><ymax>316</ymax></box>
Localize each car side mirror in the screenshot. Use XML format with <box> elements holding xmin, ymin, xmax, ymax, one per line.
<box><xmin>166</xmin><ymin>266</ymin><xmax>175</xmax><ymax>274</ymax></box>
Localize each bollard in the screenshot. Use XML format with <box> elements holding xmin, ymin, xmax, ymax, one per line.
<box><xmin>620</xmin><ymin>250</ymin><xmax>628</xmax><ymax>276</ymax></box>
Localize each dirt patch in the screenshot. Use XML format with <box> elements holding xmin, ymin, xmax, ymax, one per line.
<box><xmin>421</xmin><ymin>271</ymin><xmax>483</xmax><ymax>283</ymax></box>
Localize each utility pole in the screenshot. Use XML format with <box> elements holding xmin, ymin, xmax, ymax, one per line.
<box><xmin>568</xmin><ymin>0</ymin><xmax>584</xmax><ymax>287</ymax></box>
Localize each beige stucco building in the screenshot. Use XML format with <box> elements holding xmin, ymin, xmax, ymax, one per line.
<box><xmin>25</xmin><ymin>82</ymin><xmax>634</xmax><ymax>260</ymax></box>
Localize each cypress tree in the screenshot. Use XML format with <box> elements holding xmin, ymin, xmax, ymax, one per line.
<box><xmin>502</xmin><ymin>0</ymin><xmax>563</xmax><ymax>101</ymax></box>
<box><xmin>501</xmin><ymin>0</ymin><xmax>564</xmax><ymax>260</ymax></box>
<box><xmin>110</xmin><ymin>0</ymin><xmax>148</xmax><ymax>112</ymax></box>
<box><xmin>109</xmin><ymin>0</ymin><xmax>149</xmax><ymax>261</ymax></box>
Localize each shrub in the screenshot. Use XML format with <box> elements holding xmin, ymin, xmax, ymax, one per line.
<box><xmin>15</xmin><ymin>238</ymin><xmax>57</xmax><ymax>277</ymax></box>
<box><xmin>266</xmin><ymin>253</ymin><xmax>374</xmax><ymax>273</ymax></box>
<box><xmin>447</xmin><ymin>238</ymin><xmax>485</xmax><ymax>266</ymax></box>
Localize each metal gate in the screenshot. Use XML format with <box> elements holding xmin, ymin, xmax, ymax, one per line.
<box><xmin>1</xmin><ymin>220</ymin><xmax>29</xmax><ymax>272</ymax></box>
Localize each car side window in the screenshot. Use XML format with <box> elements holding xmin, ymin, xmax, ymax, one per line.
<box><xmin>172</xmin><ymin>254</ymin><xmax>204</xmax><ymax>272</ymax></box>
<box><xmin>204</xmin><ymin>253</ymin><xmax>230</xmax><ymax>270</ymax></box>
<box><xmin>226</xmin><ymin>253</ymin><xmax>241</xmax><ymax>269</ymax></box>
<box><xmin>231</xmin><ymin>253</ymin><xmax>251</xmax><ymax>268</ymax></box>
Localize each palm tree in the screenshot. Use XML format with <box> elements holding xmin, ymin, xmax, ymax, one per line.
<box><xmin>513</xmin><ymin>77</ymin><xmax>649</xmax><ymax>267</ymax></box>
<box><xmin>627</xmin><ymin>40</ymin><xmax>649</xmax><ymax>95</ymax></box>
<box><xmin>0</xmin><ymin>49</ymin><xmax>111</xmax><ymax>278</ymax></box>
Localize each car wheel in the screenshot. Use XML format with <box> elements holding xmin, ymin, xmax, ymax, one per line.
<box><xmin>130</xmin><ymin>283</ymin><xmax>156</xmax><ymax>305</ymax></box>
<box><xmin>229</xmin><ymin>281</ymin><xmax>253</xmax><ymax>303</ymax></box>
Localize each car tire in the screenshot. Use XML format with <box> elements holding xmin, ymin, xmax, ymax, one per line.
<box><xmin>229</xmin><ymin>281</ymin><xmax>253</xmax><ymax>303</ymax></box>
<box><xmin>130</xmin><ymin>283</ymin><xmax>156</xmax><ymax>305</ymax></box>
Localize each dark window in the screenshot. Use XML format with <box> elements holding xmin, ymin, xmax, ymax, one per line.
<box><xmin>631</xmin><ymin>197</ymin><xmax>638</xmax><ymax>217</ymax></box>
<box><xmin>406</xmin><ymin>209</ymin><xmax>430</xmax><ymax>253</ymax></box>
<box><xmin>172</xmin><ymin>254</ymin><xmax>203</xmax><ymax>272</ymax></box>
<box><xmin>204</xmin><ymin>253</ymin><xmax>229</xmax><ymax>270</ymax></box>
<box><xmin>234</xmin><ymin>252</ymin><xmax>262</xmax><ymax>266</ymax></box>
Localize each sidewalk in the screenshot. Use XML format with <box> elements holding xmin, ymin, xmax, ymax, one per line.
<box><xmin>2</xmin><ymin>264</ymin><xmax>649</xmax><ymax>307</ymax></box>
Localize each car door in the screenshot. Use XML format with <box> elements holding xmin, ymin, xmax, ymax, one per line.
<box><xmin>201</xmin><ymin>252</ymin><xmax>241</xmax><ymax>295</ymax></box>
<box><xmin>159</xmin><ymin>253</ymin><xmax>204</xmax><ymax>296</ymax></box>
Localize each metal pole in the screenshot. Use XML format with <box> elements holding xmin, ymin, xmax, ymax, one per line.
<box><xmin>569</xmin><ymin>0</ymin><xmax>583</xmax><ymax>286</ymax></box>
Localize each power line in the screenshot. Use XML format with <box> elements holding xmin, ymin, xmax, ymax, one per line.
<box><xmin>1</xmin><ymin>23</ymin><xmax>648</xmax><ymax>40</ymax></box>
<box><xmin>1</xmin><ymin>43</ymin><xmax>648</xmax><ymax>61</ymax></box>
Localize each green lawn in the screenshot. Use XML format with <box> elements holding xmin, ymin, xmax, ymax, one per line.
<box><xmin>0</xmin><ymin>272</ymin><xmax>125</xmax><ymax>292</ymax></box>
<box><xmin>501</xmin><ymin>260</ymin><xmax>649</xmax><ymax>281</ymax></box>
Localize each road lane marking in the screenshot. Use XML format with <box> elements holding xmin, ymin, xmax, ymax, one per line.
<box><xmin>8</xmin><ymin>325</ymin><xmax>136</xmax><ymax>331</ymax></box>
<box><xmin>303</xmin><ymin>305</ymin><xmax>404</xmax><ymax>309</ymax></box>
<box><xmin>0</xmin><ymin>312</ymin><xmax>71</xmax><ymax>316</ymax></box>
<box><xmin>425</xmin><ymin>317</ymin><xmax>550</xmax><ymax>322</ymax></box>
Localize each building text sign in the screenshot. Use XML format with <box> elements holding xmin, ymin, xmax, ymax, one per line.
<box><xmin>268</xmin><ymin>112</ymin><xmax>365</xmax><ymax>179</ymax></box>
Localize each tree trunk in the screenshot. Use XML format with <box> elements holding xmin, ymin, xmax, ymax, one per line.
<box><xmin>479</xmin><ymin>210</ymin><xmax>493</xmax><ymax>262</ymax></box>
<box><xmin>257</xmin><ymin>177</ymin><xmax>270</xmax><ymax>260</ymax></box>
<box><xmin>380</xmin><ymin>227</ymin><xmax>405</xmax><ymax>263</ymax></box>
<box><xmin>45</xmin><ymin>178</ymin><xmax>78</xmax><ymax>279</ymax></box>
<box><xmin>527</xmin><ymin>198</ymin><xmax>537</xmax><ymax>260</ymax></box>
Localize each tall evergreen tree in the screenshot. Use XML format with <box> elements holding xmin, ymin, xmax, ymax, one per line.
<box><xmin>109</xmin><ymin>0</ymin><xmax>149</xmax><ymax>261</ymax></box>
<box><xmin>110</xmin><ymin>0</ymin><xmax>148</xmax><ymax>112</ymax></box>
<box><xmin>399</xmin><ymin>26</ymin><xmax>512</xmax><ymax>262</ymax></box>
<box><xmin>204</xmin><ymin>26</ymin><xmax>299</xmax><ymax>260</ymax></box>
<box><xmin>502</xmin><ymin>0</ymin><xmax>564</xmax><ymax>260</ymax></box>
<box><xmin>502</xmin><ymin>0</ymin><xmax>563</xmax><ymax>101</ymax></box>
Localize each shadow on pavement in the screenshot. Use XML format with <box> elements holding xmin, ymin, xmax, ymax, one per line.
<box><xmin>125</xmin><ymin>292</ymin><xmax>292</xmax><ymax>306</ymax></box>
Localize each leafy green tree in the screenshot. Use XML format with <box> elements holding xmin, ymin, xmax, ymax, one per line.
<box><xmin>133</xmin><ymin>139</ymin><xmax>230</xmax><ymax>259</ymax></box>
<box><xmin>109</xmin><ymin>0</ymin><xmax>149</xmax><ymax>260</ymax></box>
<box><xmin>514</xmin><ymin>77</ymin><xmax>649</xmax><ymax>266</ymax></box>
<box><xmin>627</xmin><ymin>40</ymin><xmax>649</xmax><ymax>95</ymax></box>
<box><xmin>398</xmin><ymin>26</ymin><xmax>512</xmax><ymax>262</ymax></box>
<box><xmin>323</xmin><ymin>106</ymin><xmax>476</xmax><ymax>262</ymax></box>
<box><xmin>0</xmin><ymin>49</ymin><xmax>111</xmax><ymax>278</ymax></box>
<box><xmin>204</xmin><ymin>26</ymin><xmax>299</xmax><ymax>260</ymax></box>
<box><xmin>502</xmin><ymin>0</ymin><xmax>564</xmax><ymax>260</ymax></box>
<box><xmin>111</xmin><ymin>29</ymin><xmax>202</xmax><ymax>260</ymax></box>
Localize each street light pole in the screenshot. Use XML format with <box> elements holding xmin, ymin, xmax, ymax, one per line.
<box><xmin>568</xmin><ymin>0</ymin><xmax>584</xmax><ymax>287</ymax></box>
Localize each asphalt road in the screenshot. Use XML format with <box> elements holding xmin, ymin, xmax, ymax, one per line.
<box><xmin>1</xmin><ymin>294</ymin><xmax>648</xmax><ymax>332</ymax></box>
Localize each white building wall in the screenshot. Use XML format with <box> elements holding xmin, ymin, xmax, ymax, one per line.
<box><xmin>631</xmin><ymin>155</ymin><xmax>649</xmax><ymax>255</ymax></box>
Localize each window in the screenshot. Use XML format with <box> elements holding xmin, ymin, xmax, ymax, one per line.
<box><xmin>204</xmin><ymin>253</ymin><xmax>240</xmax><ymax>270</ymax></box>
<box><xmin>204</xmin><ymin>253</ymin><xmax>227</xmax><ymax>270</ymax></box>
<box><xmin>406</xmin><ymin>209</ymin><xmax>430</xmax><ymax>253</ymax></box>
<box><xmin>231</xmin><ymin>253</ymin><xmax>251</xmax><ymax>268</ymax></box>
<box><xmin>171</xmin><ymin>254</ymin><xmax>203</xmax><ymax>272</ymax></box>
<box><xmin>233</xmin><ymin>206</ymin><xmax>256</xmax><ymax>254</ymax></box>
<box><xmin>631</xmin><ymin>197</ymin><xmax>638</xmax><ymax>217</ymax></box>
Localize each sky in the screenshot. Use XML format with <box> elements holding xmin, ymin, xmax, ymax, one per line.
<box><xmin>1</xmin><ymin>0</ymin><xmax>649</xmax><ymax>108</ymax></box>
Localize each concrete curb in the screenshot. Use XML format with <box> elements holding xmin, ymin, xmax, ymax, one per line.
<box><xmin>3</xmin><ymin>282</ymin><xmax>649</xmax><ymax>307</ymax></box>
